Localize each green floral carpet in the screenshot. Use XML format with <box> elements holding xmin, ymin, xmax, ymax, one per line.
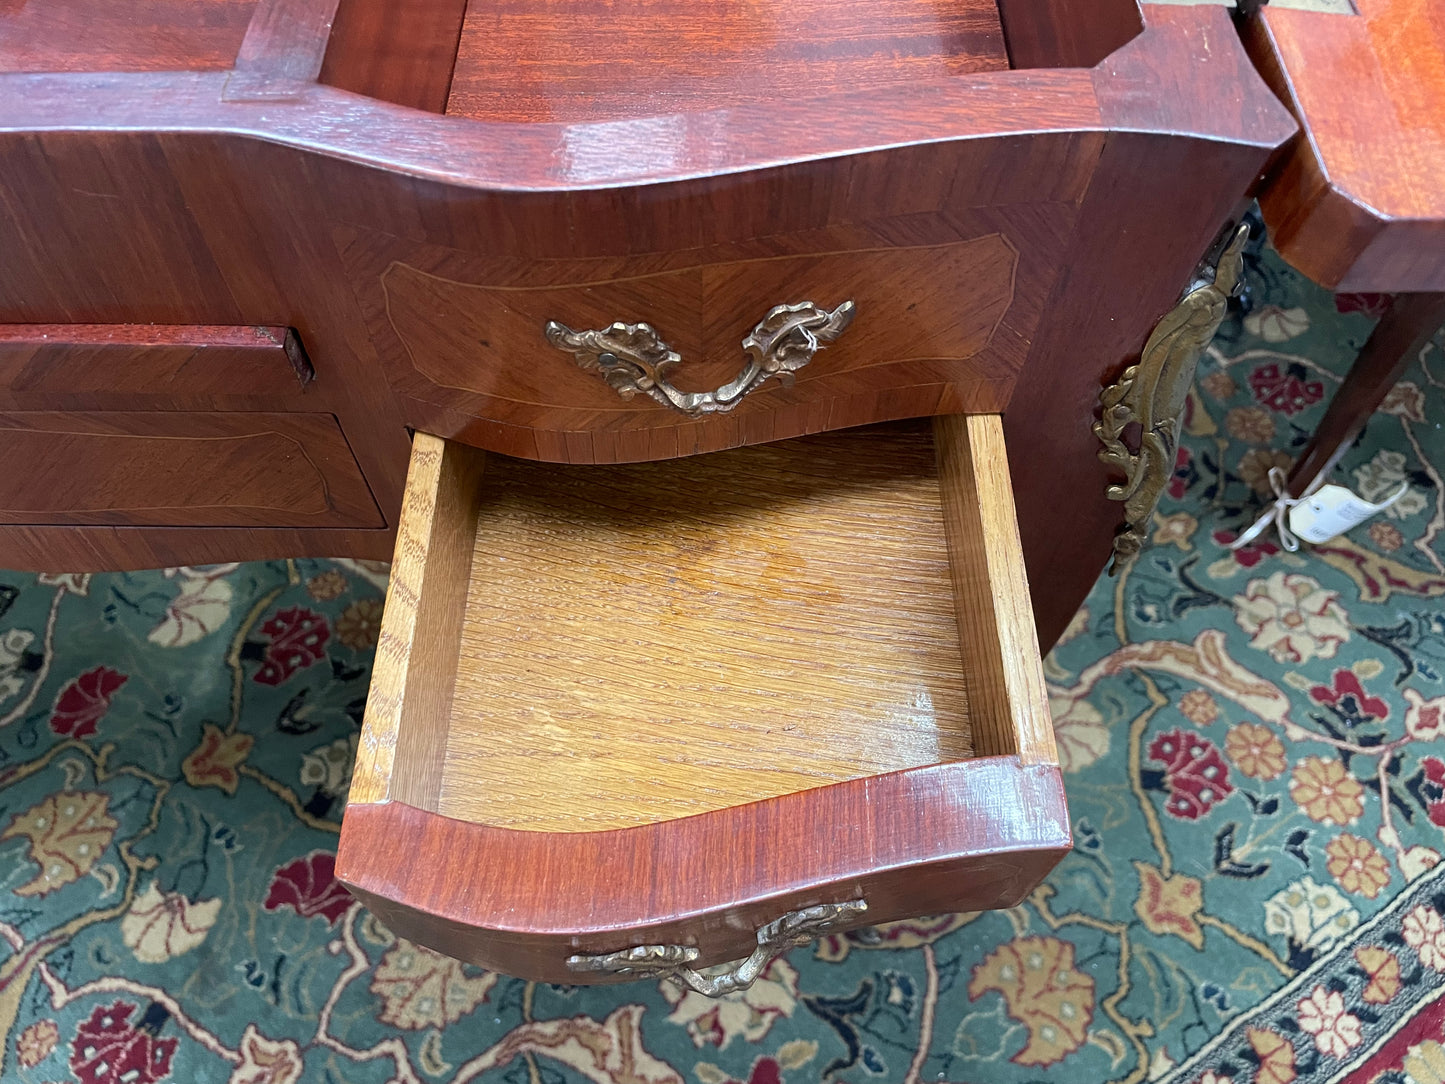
<box><xmin>3</xmin><ymin>240</ymin><xmax>1445</xmax><ymax>1084</ymax></box>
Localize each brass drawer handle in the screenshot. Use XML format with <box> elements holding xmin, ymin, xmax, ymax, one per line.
<box><xmin>565</xmin><ymin>898</ymin><xmax>867</xmax><ymax>997</ymax></box>
<box><xmin>545</xmin><ymin>299</ymin><xmax>856</xmax><ymax>417</ymax></box>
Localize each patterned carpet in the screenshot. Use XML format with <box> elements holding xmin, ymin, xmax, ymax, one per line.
<box><xmin>3</xmin><ymin>238</ymin><xmax>1445</xmax><ymax>1084</ymax></box>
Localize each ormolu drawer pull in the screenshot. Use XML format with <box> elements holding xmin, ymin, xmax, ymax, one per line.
<box><xmin>565</xmin><ymin>898</ymin><xmax>867</xmax><ymax>997</ymax></box>
<box><xmin>545</xmin><ymin>299</ymin><xmax>856</xmax><ymax>417</ymax></box>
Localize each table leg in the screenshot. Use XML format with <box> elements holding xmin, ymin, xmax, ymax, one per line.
<box><xmin>1285</xmin><ymin>291</ymin><xmax>1445</xmax><ymax>499</ymax></box>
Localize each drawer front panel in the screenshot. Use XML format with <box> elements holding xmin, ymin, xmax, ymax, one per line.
<box><xmin>0</xmin><ymin>411</ymin><xmax>383</xmax><ymax>528</ymax></box>
<box><xmin>0</xmin><ymin>324</ymin><xmax>311</xmax><ymax>408</ymax></box>
<box><xmin>340</xmin><ymin>204</ymin><xmax>1069</xmax><ymax>462</ymax></box>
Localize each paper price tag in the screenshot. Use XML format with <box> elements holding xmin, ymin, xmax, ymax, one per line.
<box><xmin>1287</xmin><ymin>482</ymin><xmax>1409</xmax><ymax>545</ymax></box>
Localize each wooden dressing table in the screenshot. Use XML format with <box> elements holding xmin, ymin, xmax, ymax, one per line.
<box><xmin>0</xmin><ymin>0</ymin><xmax>1307</xmax><ymax>987</ymax></box>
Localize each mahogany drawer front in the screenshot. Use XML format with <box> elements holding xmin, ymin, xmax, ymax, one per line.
<box><xmin>337</xmin><ymin>414</ymin><xmax>1067</xmax><ymax>985</ymax></box>
<box><xmin>0</xmin><ymin>324</ymin><xmax>312</xmax><ymax>409</ymax></box>
<box><xmin>0</xmin><ymin>411</ymin><xmax>383</xmax><ymax>528</ymax></box>
<box><xmin>339</xmin><ymin>207</ymin><xmax>1069</xmax><ymax>463</ymax></box>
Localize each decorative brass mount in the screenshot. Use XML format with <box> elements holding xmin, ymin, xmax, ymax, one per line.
<box><xmin>1095</xmin><ymin>223</ymin><xmax>1250</xmax><ymax>573</ymax></box>
<box><xmin>545</xmin><ymin>299</ymin><xmax>856</xmax><ymax>417</ymax></box>
<box><xmin>566</xmin><ymin>899</ymin><xmax>867</xmax><ymax>997</ymax></box>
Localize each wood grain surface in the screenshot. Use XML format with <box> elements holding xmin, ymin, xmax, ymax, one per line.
<box><xmin>320</xmin><ymin>0</ymin><xmax>470</xmax><ymax>111</ymax></box>
<box><xmin>935</xmin><ymin>413</ymin><xmax>1054</xmax><ymax>765</ymax></box>
<box><xmin>340</xmin><ymin>419</ymin><xmax>1067</xmax><ymax>978</ymax></box>
<box><xmin>0</xmin><ymin>324</ymin><xmax>310</xmax><ymax>408</ymax></box>
<box><xmin>0</xmin><ymin>6</ymin><xmax>1282</xmax><ymax>188</ymax></box>
<box><xmin>0</xmin><ymin>411</ymin><xmax>382</xmax><ymax>527</ymax></box>
<box><xmin>442</xmin><ymin>421</ymin><xmax>973</xmax><ymax>832</ymax></box>
<box><xmin>0</xmin><ymin>0</ymin><xmax>1306</xmax><ymax>975</ymax></box>
<box><xmin>0</xmin><ymin>0</ymin><xmax>256</xmax><ymax>73</ymax></box>
<box><xmin>0</xmin><ymin>523</ymin><xmax>394</xmax><ymax>572</ymax></box>
<box><xmin>445</xmin><ymin>0</ymin><xmax>1007</xmax><ymax>124</ymax></box>
<box><xmin>1006</xmin><ymin>4</ymin><xmax>1296</xmax><ymax>648</ymax></box>
<box><xmin>1247</xmin><ymin>0</ymin><xmax>1445</xmax><ymax>291</ymax></box>
<box><xmin>361</xmin><ymin>229</ymin><xmax>1030</xmax><ymax>457</ymax></box>
<box><xmin>342</xmin><ymin>760</ymin><xmax>1071</xmax><ymax>982</ymax></box>
<box><xmin>228</xmin><ymin>0</ymin><xmax>343</xmax><ymax>98</ymax></box>
<box><xmin>348</xmin><ymin>432</ymin><xmax>487</xmax><ymax>810</ymax></box>
<box><xmin>996</xmin><ymin>0</ymin><xmax>1144</xmax><ymax>69</ymax></box>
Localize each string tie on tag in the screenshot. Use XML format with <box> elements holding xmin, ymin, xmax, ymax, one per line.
<box><xmin>1231</xmin><ymin>466</ymin><xmax>1302</xmax><ymax>552</ymax></box>
<box><xmin>1230</xmin><ymin>469</ymin><xmax>1409</xmax><ymax>552</ymax></box>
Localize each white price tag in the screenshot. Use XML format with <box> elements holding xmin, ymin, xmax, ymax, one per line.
<box><xmin>1287</xmin><ymin>482</ymin><xmax>1410</xmax><ymax>545</ymax></box>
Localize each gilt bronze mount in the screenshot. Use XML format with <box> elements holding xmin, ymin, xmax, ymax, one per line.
<box><xmin>566</xmin><ymin>899</ymin><xmax>868</xmax><ymax>997</ymax></box>
<box><xmin>1095</xmin><ymin>223</ymin><xmax>1250</xmax><ymax>572</ymax></box>
<box><xmin>545</xmin><ymin>300</ymin><xmax>856</xmax><ymax>417</ymax></box>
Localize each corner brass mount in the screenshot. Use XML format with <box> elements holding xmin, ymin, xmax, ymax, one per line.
<box><xmin>1095</xmin><ymin>223</ymin><xmax>1250</xmax><ymax>573</ymax></box>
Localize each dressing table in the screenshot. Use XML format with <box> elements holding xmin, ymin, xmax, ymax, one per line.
<box><xmin>0</xmin><ymin>0</ymin><xmax>1305</xmax><ymax>986</ymax></box>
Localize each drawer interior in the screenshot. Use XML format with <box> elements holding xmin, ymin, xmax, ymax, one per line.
<box><xmin>445</xmin><ymin>421</ymin><xmax>973</xmax><ymax>831</ymax></box>
<box><xmin>342</xmin><ymin>414</ymin><xmax>1063</xmax><ymax>979</ymax></box>
<box><xmin>355</xmin><ymin>415</ymin><xmax>1055</xmax><ymax>827</ymax></box>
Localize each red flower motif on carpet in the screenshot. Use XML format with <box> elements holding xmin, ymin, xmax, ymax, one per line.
<box><xmin>1169</xmin><ymin>447</ymin><xmax>1195</xmax><ymax>501</ymax></box>
<box><xmin>1148</xmin><ymin>729</ymin><xmax>1234</xmax><ymax>820</ymax></box>
<box><xmin>1309</xmin><ymin>669</ymin><xmax>1389</xmax><ymax>727</ymax></box>
<box><xmin>1335</xmin><ymin>292</ymin><xmax>1392</xmax><ymax>318</ymax></box>
<box><xmin>253</xmin><ymin>607</ymin><xmax>329</xmax><ymax>686</ymax></box>
<box><xmin>69</xmin><ymin>1000</ymin><xmax>176</xmax><ymax>1084</ymax></box>
<box><xmin>1211</xmin><ymin>530</ymin><xmax>1280</xmax><ymax>570</ymax></box>
<box><xmin>1416</xmin><ymin>757</ymin><xmax>1445</xmax><ymax>828</ymax></box>
<box><xmin>50</xmin><ymin>666</ymin><xmax>128</xmax><ymax>738</ymax></box>
<box><xmin>723</xmin><ymin>1057</ymin><xmax>784</xmax><ymax>1084</ymax></box>
<box><xmin>1404</xmin><ymin>689</ymin><xmax>1445</xmax><ymax>742</ymax></box>
<box><xmin>1249</xmin><ymin>363</ymin><xmax>1324</xmax><ymax>415</ymax></box>
<box><xmin>263</xmin><ymin>851</ymin><xmax>352</xmax><ymax>925</ymax></box>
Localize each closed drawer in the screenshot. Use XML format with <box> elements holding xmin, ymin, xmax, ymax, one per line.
<box><xmin>0</xmin><ymin>411</ymin><xmax>382</xmax><ymax>528</ymax></box>
<box><xmin>0</xmin><ymin>324</ymin><xmax>313</xmax><ymax>408</ymax></box>
<box><xmin>338</xmin><ymin>211</ymin><xmax>1069</xmax><ymax>463</ymax></box>
<box><xmin>337</xmin><ymin>414</ymin><xmax>1068</xmax><ymax>987</ymax></box>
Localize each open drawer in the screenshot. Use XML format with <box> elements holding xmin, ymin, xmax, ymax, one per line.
<box><xmin>336</xmin><ymin>415</ymin><xmax>1068</xmax><ymax>988</ymax></box>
